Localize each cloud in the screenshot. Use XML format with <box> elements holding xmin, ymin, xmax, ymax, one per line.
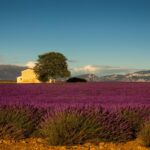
<box><xmin>71</xmin><ymin>65</ymin><xmax>139</xmax><ymax>76</ymax></box>
<box><xmin>25</xmin><ymin>61</ymin><xmax>36</xmax><ymax>68</ymax></box>
<box><xmin>73</xmin><ymin>65</ymin><xmax>99</xmax><ymax>73</ymax></box>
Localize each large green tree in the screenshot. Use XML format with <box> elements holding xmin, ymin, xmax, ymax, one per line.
<box><xmin>34</xmin><ymin>52</ymin><xmax>71</xmax><ymax>82</ymax></box>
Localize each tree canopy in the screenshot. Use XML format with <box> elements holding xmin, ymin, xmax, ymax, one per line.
<box><xmin>34</xmin><ymin>52</ymin><xmax>71</xmax><ymax>82</ymax></box>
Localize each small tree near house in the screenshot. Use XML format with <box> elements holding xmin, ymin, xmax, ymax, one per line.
<box><xmin>34</xmin><ymin>52</ymin><xmax>71</xmax><ymax>82</ymax></box>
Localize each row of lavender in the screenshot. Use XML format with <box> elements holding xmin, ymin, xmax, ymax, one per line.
<box><xmin>1</xmin><ymin>82</ymin><xmax>150</xmax><ymax>107</ymax></box>
<box><xmin>0</xmin><ymin>83</ymin><xmax>150</xmax><ymax>146</ymax></box>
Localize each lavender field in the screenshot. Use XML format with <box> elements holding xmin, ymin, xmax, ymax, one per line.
<box><xmin>0</xmin><ymin>82</ymin><xmax>150</xmax><ymax>107</ymax></box>
<box><xmin>0</xmin><ymin>82</ymin><xmax>150</xmax><ymax>145</ymax></box>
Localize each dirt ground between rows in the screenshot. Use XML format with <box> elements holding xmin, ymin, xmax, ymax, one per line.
<box><xmin>0</xmin><ymin>138</ymin><xmax>149</xmax><ymax>150</ymax></box>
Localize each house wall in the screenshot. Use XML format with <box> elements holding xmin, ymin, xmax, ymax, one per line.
<box><xmin>17</xmin><ymin>69</ymin><xmax>40</xmax><ymax>83</ymax></box>
<box><xmin>21</xmin><ymin>69</ymin><xmax>40</xmax><ymax>83</ymax></box>
<box><xmin>17</xmin><ymin>69</ymin><xmax>55</xmax><ymax>83</ymax></box>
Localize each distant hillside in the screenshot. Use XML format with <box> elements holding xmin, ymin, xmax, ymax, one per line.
<box><xmin>99</xmin><ymin>74</ymin><xmax>127</xmax><ymax>82</ymax></box>
<box><xmin>133</xmin><ymin>70</ymin><xmax>150</xmax><ymax>74</ymax></box>
<box><xmin>99</xmin><ymin>70</ymin><xmax>150</xmax><ymax>82</ymax></box>
<box><xmin>76</xmin><ymin>74</ymin><xmax>100</xmax><ymax>82</ymax></box>
<box><xmin>125</xmin><ymin>70</ymin><xmax>150</xmax><ymax>82</ymax></box>
<box><xmin>75</xmin><ymin>70</ymin><xmax>150</xmax><ymax>82</ymax></box>
<box><xmin>0</xmin><ymin>65</ymin><xmax>27</xmax><ymax>80</ymax></box>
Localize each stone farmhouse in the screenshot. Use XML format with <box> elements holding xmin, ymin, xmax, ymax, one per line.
<box><xmin>17</xmin><ymin>69</ymin><xmax>55</xmax><ymax>83</ymax></box>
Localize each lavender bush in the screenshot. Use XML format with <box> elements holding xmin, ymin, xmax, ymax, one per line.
<box><xmin>39</xmin><ymin>106</ymin><xmax>134</xmax><ymax>145</ymax></box>
<box><xmin>119</xmin><ymin>106</ymin><xmax>150</xmax><ymax>139</ymax></box>
<box><xmin>96</xmin><ymin>110</ymin><xmax>133</xmax><ymax>142</ymax></box>
<box><xmin>0</xmin><ymin>106</ymin><xmax>36</xmax><ymax>139</ymax></box>
<box><xmin>138</xmin><ymin>121</ymin><xmax>150</xmax><ymax>147</ymax></box>
<box><xmin>40</xmin><ymin>106</ymin><xmax>101</xmax><ymax>145</ymax></box>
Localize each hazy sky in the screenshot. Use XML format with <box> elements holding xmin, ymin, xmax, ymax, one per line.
<box><xmin>0</xmin><ymin>0</ymin><xmax>150</xmax><ymax>75</ymax></box>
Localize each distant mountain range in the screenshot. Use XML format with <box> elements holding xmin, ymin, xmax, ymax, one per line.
<box><xmin>76</xmin><ymin>74</ymin><xmax>100</xmax><ymax>82</ymax></box>
<box><xmin>76</xmin><ymin>70</ymin><xmax>150</xmax><ymax>82</ymax></box>
<box><xmin>0</xmin><ymin>65</ymin><xmax>27</xmax><ymax>80</ymax></box>
<box><xmin>0</xmin><ymin>64</ymin><xmax>150</xmax><ymax>82</ymax></box>
<box><xmin>100</xmin><ymin>70</ymin><xmax>150</xmax><ymax>82</ymax></box>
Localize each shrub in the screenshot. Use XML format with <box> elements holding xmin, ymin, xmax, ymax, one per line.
<box><xmin>40</xmin><ymin>107</ymin><xmax>101</xmax><ymax>146</ymax></box>
<box><xmin>138</xmin><ymin>122</ymin><xmax>150</xmax><ymax>147</ymax></box>
<box><xmin>0</xmin><ymin>106</ymin><xmax>37</xmax><ymax>140</ymax></box>
<box><xmin>119</xmin><ymin>107</ymin><xmax>147</xmax><ymax>139</ymax></box>
<box><xmin>0</xmin><ymin>124</ymin><xmax>24</xmax><ymax>139</ymax></box>
<box><xmin>96</xmin><ymin>110</ymin><xmax>133</xmax><ymax>142</ymax></box>
<box><xmin>66</xmin><ymin>77</ymin><xmax>87</xmax><ymax>82</ymax></box>
<box><xmin>40</xmin><ymin>106</ymin><xmax>133</xmax><ymax>145</ymax></box>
